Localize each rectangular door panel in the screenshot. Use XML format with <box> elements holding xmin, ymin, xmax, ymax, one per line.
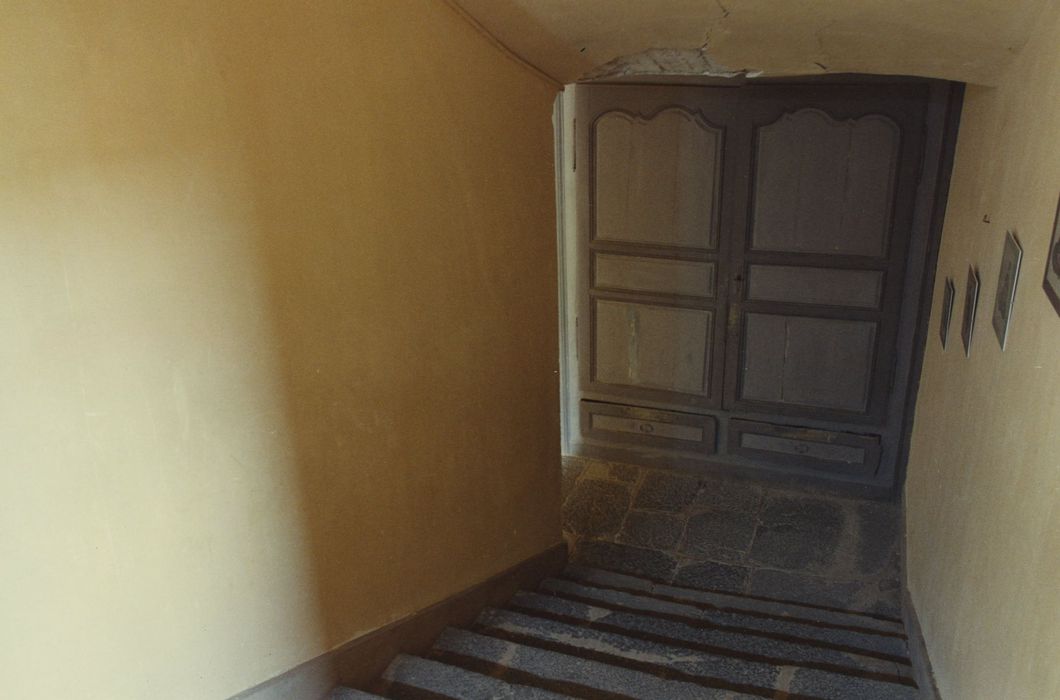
<box><xmin>592</xmin><ymin>299</ymin><xmax>713</xmax><ymax>397</ymax></box>
<box><xmin>582</xmin><ymin>401</ymin><xmax>718</xmax><ymax>455</ymax></box>
<box><xmin>728</xmin><ymin>419</ymin><xmax>881</xmax><ymax>476</ymax></box>
<box><xmin>746</xmin><ymin>265</ymin><xmax>883</xmax><ymax>309</ymax></box>
<box><xmin>594</xmin><ymin>109</ymin><xmax>722</xmax><ymax>250</ymax></box>
<box><xmin>594</xmin><ymin>253</ymin><xmax>716</xmax><ymax>298</ymax></box>
<box><xmin>739</xmin><ymin>313</ymin><xmax>877</xmax><ymax>413</ymax></box>
<box><xmin>751</xmin><ymin>109</ymin><xmax>899</xmax><ymax>257</ymax></box>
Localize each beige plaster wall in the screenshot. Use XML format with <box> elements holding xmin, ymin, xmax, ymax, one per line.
<box><xmin>0</xmin><ymin>1</ymin><xmax>562</xmax><ymax>698</ymax></box>
<box><xmin>905</xmin><ymin>3</ymin><xmax>1060</xmax><ymax>697</ymax></box>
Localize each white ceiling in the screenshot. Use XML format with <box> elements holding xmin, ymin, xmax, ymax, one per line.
<box><xmin>452</xmin><ymin>0</ymin><xmax>1049</xmax><ymax>85</ymax></box>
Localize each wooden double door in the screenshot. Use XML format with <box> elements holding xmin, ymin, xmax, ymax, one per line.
<box><xmin>570</xmin><ymin>81</ymin><xmax>952</xmax><ymax>490</ymax></box>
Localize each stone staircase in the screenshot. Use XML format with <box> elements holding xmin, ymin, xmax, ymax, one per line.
<box><xmin>331</xmin><ymin>564</ymin><xmax>920</xmax><ymax>699</ymax></box>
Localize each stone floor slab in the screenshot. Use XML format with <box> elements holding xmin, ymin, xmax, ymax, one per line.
<box><xmin>560</xmin><ymin>459</ymin><xmax>905</xmax><ymax>621</ymax></box>
<box><xmin>749</xmin><ymin>496</ymin><xmax>845</xmax><ymax>573</ymax></box>
<box><xmin>633</xmin><ymin>471</ymin><xmax>701</xmax><ymax>512</ymax></box>
<box><xmin>561</xmin><ymin>458</ymin><xmax>585</xmax><ymax>501</ymax></box>
<box><xmin>618</xmin><ymin>510</ymin><xmax>686</xmax><ymax>550</ymax></box>
<box><xmin>563</xmin><ymin>479</ymin><xmax>631</xmax><ymax>539</ymax></box>
<box><xmin>855</xmin><ymin>502</ymin><xmax>901</xmax><ymax>578</ymax></box>
<box><xmin>693</xmin><ymin>478</ymin><xmax>764</xmax><ymax>513</ymax></box>
<box><xmin>672</xmin><ymin>560</ymin><xmax>750</xmax><ymax>594</ymax></box>
<box><xmin>681</xmin><ymin>508</ymin><xmax>757</xmax><ymax>557</ymax></box>
<box><xmin>573</xmin><ymin>540</ymin><xmax>678</xmax><ymax>581</ymax></box>
<box><xmin>747</xmin><ymin>568</ymin><xmax>902</xmax><ymax>619</ymax></box>
<box><xmin>609</xmin><ymin>462</ymin><xmax>641</xmax><ymax>483</ymax></box>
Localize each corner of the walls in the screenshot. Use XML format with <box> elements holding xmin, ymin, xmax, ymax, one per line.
<box><xmin>898</xmin><ymin>490</ymin><xmax>942</xmax><ymax>700</ymax></box>
<box><xmin>225</xmin><ymin>542</ymin><xmax>568</xmax><ymax>700</ymax></box>
<box><xmin>902</xmin><ymin>586</ymin><xmax>943</xmax><ymax>699</ymax></box>
<box><xmin>440</xmin><ymin>0</ymin><xmax>564</xmax><ymax>91</ymax></box>
<box><xmin>893</xmin><ymin>80</ymin><xmax>967</xmax><ymax>497</ymax></box>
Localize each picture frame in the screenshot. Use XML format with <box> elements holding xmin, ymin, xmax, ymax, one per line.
<box><xmin>961</xmin><ymin>266</ymin><xmax>980</xmax><ymax>358</ymax></box>
<box><xmin>1044</xmin><ymin>194</ymin><xmax>1060</xmax><ymax>318</ymax></box>
<box><xmin>992</xmin><ymin>231</ymin><xmax>1023</xmax><ymax>350</ymax></box>
<box><xmin>939</xmin><ymin>277</ymin><xmax>955</xmax><ymax>349</ymax></box>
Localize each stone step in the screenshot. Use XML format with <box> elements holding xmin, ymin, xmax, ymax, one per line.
<box><xmin>478</xmin><ymin>607</ymin><xmax>917</xmax><ymax>700</ymax></box>
<box><xmin>330</xmin><ymin>687</ymin><xmax>387</xmax><ymax>699</ymax></box>
<box><xmin>431</xmin><ymin>626</ymin><xmax>758</xmax><ymax>699</ymax></box>
<box><xmin>538</xmin><ymin>578</ymin><xmax>909</xmax><ymax>661</ymax></box>
<box><xmin>563</xmin><ymin>565</ymin><xmax>905</xmax><ymax>635</ymax></box>
<box><xmin>510</xmin><ymin>590</ymin><xmax>912</xmax><ymax>680</ymax></box>
<box><xmin>381</xmin><ymin>654</ymin><xmax>570</xmax><ymax>699</ymax></box>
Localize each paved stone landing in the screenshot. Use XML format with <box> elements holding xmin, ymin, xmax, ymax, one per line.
<box><xmin>561</xmin><ymin>456</ymin><xmax>903</xmax><ymax>618</ymax></box>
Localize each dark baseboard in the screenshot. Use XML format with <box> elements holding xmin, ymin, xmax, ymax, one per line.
<box><xmin>903</xmin><ymin>589</ymin><xmax>941</xmax><ymax>699</ymax></box>
<box><xmin>899</xmin><ymin>495</ymin><xmax>940</xmax><ymax>699</ymax></box>
<box><xmin>229</xmin><ymin>541</ymin><xmax>569</xmax><ymax>700</ymax></box>
<box><xmin>337</xmin><ymin>542</ymin><xmax>569</xmax><ymax>691</ymax></box>
<box><xmin>228</xmin><ymin>651</ymin><xmax>338</xmax><ymax>700</ymax></box>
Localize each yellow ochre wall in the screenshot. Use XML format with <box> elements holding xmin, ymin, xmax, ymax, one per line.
<box><xmin>0</xmin><ymin>1</ymin><xmax>562</xmax><ymax>698</ymax></box>
<box><xmin>905</xmin><ymin>3</ymin><xmax>1060</xmax><ymax>698</ymax></box>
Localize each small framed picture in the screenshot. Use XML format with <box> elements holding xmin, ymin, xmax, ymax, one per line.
<box><xmin>939</xmin><ymin>277</ymin><xmax>955</xmax><ymax>349</ymax></box>
<box><xmin>992</xmin><ymin>231</ymin><xmax>1023</xmax><ymax>350</ymax></box>
<box><xmin>961</xmin><ymin>266</ymin><xmax>980</xmax><ymax>358</ymax></box>
<box><xmin>1044</xmin><ymin>194</ymin><xmax>1060</xmax><ymax>318</ymax></box>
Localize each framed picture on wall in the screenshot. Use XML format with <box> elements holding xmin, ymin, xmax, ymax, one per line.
<box><xmin>1044</xmin><ymin>195</ymin><xmax>1060</xmax><ymax>318</ymax></box>
<box><xmin>940</xmin><ymin>277</ymin><xmax>955</xmax><ymax>349</ymax></box>
<box><xmin>961</xmin><ymin>266</ymin><xmax>980</xmax><ymax>358</ymax></box>
<box><xmin>992</xmin><ymin>231</ymin><xmax>1023</xmax><ymax>350</ymax></box>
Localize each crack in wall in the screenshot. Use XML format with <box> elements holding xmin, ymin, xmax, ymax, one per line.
<box><xmin>583</xmin><ymin>47</ymin><xmax>762</xmax><ymax>81</ymax></box>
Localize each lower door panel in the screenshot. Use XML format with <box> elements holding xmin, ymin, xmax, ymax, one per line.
<box><xmin>726</xmin><ymin>419</ymin><xmax>881</xmax><ymax>477</ymax></box>
<box><xmin>581</xmin><ymin>401</ymin><xmax>718</xmax><ymax>457</ymax></box>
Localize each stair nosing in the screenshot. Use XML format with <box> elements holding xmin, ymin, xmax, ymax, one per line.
<box><xmin>473</xmin><ymin>609</ymin><xmax>919</xmax><ymax>699</ymax></box>
<box><xmin>434</xmin><ymin>626</ymin><xmax>768</xmax><ymax>699</ymax></box>
<box><xmin>556</xmin><ymin>572</ymin><xmax>907</xmax><ymax>640</ymax></box>
<box><xmin>502</xmin><ymin>597</ymin><xmax>915</xmax><ymax>687</ymax></box>
<box><xmin>466</xmin><ymin>623</ymin><xmax>832</xmax><ymax>700</ymax></box>
<box><xmin>564</xmin><ymin>565</ymin><xmax>905</xmax><ymax>630</ymax></box>
<box><xmin>538</xmin><ymin>579</ymin><xmax>911</xmax><ymax>664</ymax></box>
<box><xmin>383</xmin><ymin>653</ymin><xmax>572</xmax><ymax>700</ymax></box>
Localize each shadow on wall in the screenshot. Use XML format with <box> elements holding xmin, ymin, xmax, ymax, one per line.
<box><xmin>1</xmin><ymin>2</ymin><xmax>561</xmax><ymax>699</ymax></box>
<box><xmin>232</xmin><ymin>0</ymin><xmax>563</xmax><ymax>663</ymax></box>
